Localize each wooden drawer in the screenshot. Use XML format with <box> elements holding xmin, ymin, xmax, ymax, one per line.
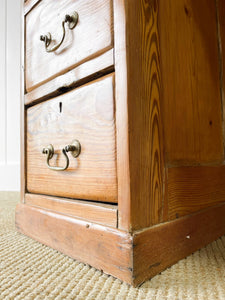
<box><xmin>25</xmin><ymin>0</ymin><xmax>113</xmax><ymax>92</ymax></box>
<box><xmin>26</xmin><ymin>74</ymin><xmax>117</xmax><ymax>203</ymax></box>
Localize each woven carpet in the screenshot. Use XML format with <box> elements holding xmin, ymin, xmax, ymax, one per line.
<box><xmin>1</xmin><ymin>192</ymin><xmax>225</xmax><ymax>299</ymax></box>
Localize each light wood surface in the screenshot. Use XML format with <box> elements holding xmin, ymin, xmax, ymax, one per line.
<box><xmin>133</xmin><ymin>201</ymin><xmax>225</xmax><ymax>286</ymax></box>
<box><xmin>25</xmin><ymin>193</ymin><xmax>118</xmax><ymax>228</ymax></box>
<box><xmin>25</xmin><ymin>49</ymin><xmax>114</xmax><ymax>106</ymax></box>
<box><xmin>159</xmin><ymin>0</ymin><xmax>223</xmax><ymax>165</ymax></box>
<box><xmin>27</xmin><ymin>75</ymin><xmax>117</xmax><ymax>203</ymax></box>
<box><xmin>166</xmin><ymin>166</ymin><xmax>225</xmax><ymax>220</ymax></box>
<box><xmin>113</xmin><ymin>0</ymin><xmax>131</xmax><ymax>230</ymax></box>
<box><xmin>24</xmin><ymin>0</ymin><xmax>40</xmax><ymax>15</ymax></box>
<box><xmin>16</xmin><ymin>203</ymin><xmax>132</xmax><ymax>284</ymax></box>
<box><xmin>26</xmin><ymin>0</ymin><xmax>113</xmax><ymax>91</ymax></box>
<box><xmin>114</xmin><ymin>0</ymin><xmax>165</xmax><ymax>230</ymax></box>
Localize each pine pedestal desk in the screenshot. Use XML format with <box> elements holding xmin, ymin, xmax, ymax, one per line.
<box><xmin>16</xmin><ymin>0</ymin><xmax>225</xmax><ymax>286</ymax></box>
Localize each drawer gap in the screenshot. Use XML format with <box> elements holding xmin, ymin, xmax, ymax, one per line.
<box><xmin>25</xmin><ymin>65</ymin><xmax>114</xmax><ymax>108</ymax></box>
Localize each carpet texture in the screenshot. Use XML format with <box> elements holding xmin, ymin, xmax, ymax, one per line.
<box><xmin>1</xmin><ymin>192</ymin><xmax>225</xmax><ymax>299</ymax></box>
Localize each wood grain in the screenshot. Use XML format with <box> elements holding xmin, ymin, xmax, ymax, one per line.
<box><xmin>159</xmin><ymin>0</ymin><xmax>223</xmax><ymax>165</ymax></box>
<box><xmin>167</xmin><ymin>166</ymin><xmax>225</xmax><ymax>220</ymax></box>
<box><xmin>113</xmin><ymin>0</ymin><xmax>131</xmax><ymax>230</ymax></box>
<box><xmin>25</xmin><ymin>193</ymin><xmax>118</xmax><ymax>228</ymax></box>
<box><xmin>133</xmin><ymin>201</ymin><xmax>225</xmax><ymax>286</ymax></box>
<box><xmin>26</xmin><ymin>74</ymin><xmax>118</xmax><ymax>203</ymax></box>
<box><xmin>26</xmin><ymin>0</ymin><xmax>113</xmax><ymax>91</ymax></box>
<box><xmin>25</xmin><ymin>49</ymin><xmax>114</xmax><ymax>106</ymax></box>
<box><xmin>16</xmin><ymin>203</ymin><xmax>132</xmax><ymax>284</ymax></box>
<box><xmin>217</xmin><ymin>0</ymin><xmax>225</xmax><ymax>158</ymax></box>
<box><xmin>115</xmin><ymin>0</ymin><xmax>165</xmax><ymax>230</ymax></box>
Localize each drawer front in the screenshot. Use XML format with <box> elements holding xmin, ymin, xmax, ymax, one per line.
<box><xmin>26</xmin><ymin>0</ymin><xmax>113</xmax><ymax>91</ymax></box>
<box><xmin>26</xmin><ymin>74</ymin><xmax>117</xmax><ymax>203</ymax></box>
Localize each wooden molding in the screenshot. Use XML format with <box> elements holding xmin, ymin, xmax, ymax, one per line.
<box><xmin>133</xmin><ymin>201</ymin><xmax>225</xmax><ymax>286</ymax></box>
<box><xmin>16</xmin><ymin>203</ymin><xmax>133</xmax><ymax>284</ymax></box>
<box><xmin>16</xmin><ymin>201</ymin><xmax>225</xmax><ymax>286</ymax></box>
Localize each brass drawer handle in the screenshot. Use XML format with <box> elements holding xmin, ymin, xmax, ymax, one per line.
<box><xmin>42</xmin><ymin>140</ymin><xmax>81</xmax><ymax>171</ymax></box>
<box><xmin>40</xmin><ymin>11</ymin><xmax>79</xmax><ymax>53</ymax></box>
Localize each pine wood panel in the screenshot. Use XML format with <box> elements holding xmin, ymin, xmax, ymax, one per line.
<box><xmin>133</xmin><ymin>201</ymin><xmax>225</xmax><ymax>286</ymax></box>
<box><xmin>115</xmin><ymin>0</ymin><xmax>164</xmax><ymax>230</ymax></box>
<box><xmin>217</xmin><ymin>0</ymin><xmax>225</xmax><ymax>157</ymax></box>
<box><xmin>25</xmin><ymin>49</ymin><xmax>114</xmax><ymax>106</ymax></box>
<box><xmin>26</xmin><ymin>0</ymin><xmax>113</xmax><ymax>91</ymax></box>
<box><xmin>26</xmin><ymin>75</ymin><xmax>117</xmax><ymax>203</ymax></box>
<box><xmin>25</xmin><ymin>193</ymin><xmax>118</xmax><ymax>227</ymax></box>
<box><xmin>159</xmin><ymin>0</ymin><xmax>223</xmax><ymax>165</ymax></box>
<box><xmin>16</xmin><ymin>203</ymin><xmax>132</xmax><ymax>283</ymax></box>
<box><xmin>167</xmin><ymin>166</ymin><xmax>225</xmax><ymax>220</ymax></box>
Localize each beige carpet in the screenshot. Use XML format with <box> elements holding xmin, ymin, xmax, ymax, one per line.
<box><xmin>1</xmin><ymin>193</ymin><xmax>225</xmax><ymax>299</ymax></box>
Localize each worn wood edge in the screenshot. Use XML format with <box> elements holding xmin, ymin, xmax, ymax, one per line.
<box><xmin>132</xmin><ymin>201</ymin><xmax>225</xmax><ymax>286</ymax></box>
<box><xmin>24</xmin><ymin>0</ymin><xmax>41</xmax><ymax>16</ymax></box>
<box><xmin>26</xmin><ymin>45</ymin><xmax>113</xmax><ymax>93</ymax></box>
<box><xmin>113</xmin><ymin>0</ymin><xmax>131</xmax><ymax>231</ymax></box>
<box><xmin>25</xmin><ymin>193</ymin><xmax>118</xmax><ymax>228</ymax></box>
<box><xmin>16</xmin><ymin>203</ymin><xmax>133</xmax><ymax>284</ymax></box>
<box><xmin>25</xmin><ymin>49</ymin><xmax>114</xmax><ymax>106</ymax></box>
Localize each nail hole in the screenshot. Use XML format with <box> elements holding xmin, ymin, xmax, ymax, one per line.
<box><xmin>59</xmin><ymin>102</ymin><xmax>62</xmax><ymax>113</ymax></box>
<box><xmin>209</xmin><ymin>120</ymin><xmax>212</xmax><ymax>126</ymax></box>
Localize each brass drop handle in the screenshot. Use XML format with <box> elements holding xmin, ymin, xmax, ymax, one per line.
<box><xmin>42</xmin><ymin>140</ymin><xmax>81</xmax><ymax>171</ymax></box>
<box><xmin>40</xmin><ymin>11</ymin><xmax>79</xmax><ymax>53</ymax></box>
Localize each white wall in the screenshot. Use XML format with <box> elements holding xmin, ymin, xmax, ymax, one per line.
<box><xmin>0</xmin><ymin>0</ymin><xmax>21</xmax><ymax>190</ymax></box>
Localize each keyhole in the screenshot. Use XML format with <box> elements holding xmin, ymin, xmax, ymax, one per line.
<box><xmin>59</xmin><ymin>102</ymin><xmax>62</xmax><ymax>113</ymax></box>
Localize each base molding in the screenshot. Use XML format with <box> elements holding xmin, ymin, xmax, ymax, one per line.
<box><xmin>133</xmin><ymin>202</ymin><xmax>225</xmax><ymax>285</ymax></box>
<box><xmin>15</xmin><ymin>203</ymin><xmax>133</xmax><ymax>283</ymax></box>
<box><xmin>16</xmin><ymin>201</ymin><xmax>225</xmax><ymax>286</ymax></box>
